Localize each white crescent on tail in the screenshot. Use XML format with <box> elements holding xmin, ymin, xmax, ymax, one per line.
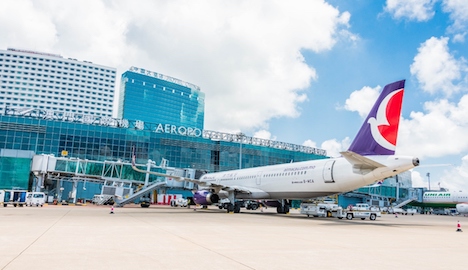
<box><xmin>367</xmin><ymin>89</ymin><xmax>402</xmax><ymax>151</ymax></box>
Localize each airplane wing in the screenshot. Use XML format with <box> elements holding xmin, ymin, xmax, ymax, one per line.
<box><xmin>340</xmin><ymin>151</ymin><xmax>386</xmax><ymax>174</ymax></box>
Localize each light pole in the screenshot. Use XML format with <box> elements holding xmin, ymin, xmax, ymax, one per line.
<box><xmin>426</xmin><ymin>172</ymin><xmax>431</xmax><ymax>191</ymax></box>
<box><xmin>396</xmin><ymin>174</ymin><xmax>399</xmax><ymax>200</ymax></box>
<box><xmin>237</xmin><ymin>132</ymin><xmax>244</xmax><ymax>169</ymax></box>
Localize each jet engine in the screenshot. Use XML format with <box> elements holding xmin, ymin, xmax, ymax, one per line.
<box><xmin>193</xmin><ymin>190</ymin><xmax>220</xmax><ymax>205</ymax></box>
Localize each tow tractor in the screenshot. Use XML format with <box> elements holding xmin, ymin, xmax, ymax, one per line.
<box><xmin>339</xmin><ymin>203</ymin><xmax>382</xmax><ymax>220</ymax></box>
<box><xmin>301</xmin><ymin>203</ymin><xmax>381</xmax><ymax>221</ymax></box>
<box><xmin>300</xmin><ymin>203</ymin><xmax>341</xmax><ymax>217</ymax></box>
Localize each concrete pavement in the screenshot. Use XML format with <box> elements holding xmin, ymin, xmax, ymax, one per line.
<box><xmin>0</xmin><ymin>204</ymin><xmax>466</xmax><ymax>270</ymax></box>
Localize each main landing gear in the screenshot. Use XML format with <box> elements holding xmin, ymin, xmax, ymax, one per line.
<box><xmin>276</xmin><ymin>200</ymin><xmax>290</xmax><ymax>214</ymax></box>
<box><xmin>226</xmin><ymin>202</ymin><xmax>242</xmax><ymax>213</ymax></box>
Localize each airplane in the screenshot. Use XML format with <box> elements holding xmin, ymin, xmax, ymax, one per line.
<box><xmin>131</xmin><ymin>79</ymin><xmax>419</xmax><ymax>213</ymax></box>
<box><xmin>409</xmin><ymin>191</ymin><xmax>468</xmax><ymax>212</ymax></box>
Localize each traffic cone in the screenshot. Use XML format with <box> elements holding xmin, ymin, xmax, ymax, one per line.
<box><xmin>457</xmin><ymin>221</ymin><xmax>462</xmax><ymax>232</ymax></box>
<box><xmin>110</xmin><ymin>205</ymin><xmax>114</xmax><ymax>214</ymax></box>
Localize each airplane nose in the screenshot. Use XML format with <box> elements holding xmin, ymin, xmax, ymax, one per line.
<box><xmin>413</xmin><ymin>157</ymin><xmax>420</xmax><ymax>167</ymax></box>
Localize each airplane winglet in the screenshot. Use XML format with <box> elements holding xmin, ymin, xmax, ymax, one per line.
<box><xmin>340</xmin><ymin>151</ymin><xmax>386</xmax><ymax>169</ymax></box>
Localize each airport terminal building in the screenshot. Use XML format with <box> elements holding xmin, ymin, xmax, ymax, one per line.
<box><xmin>0</xmin><ymin>66</ymin><xmax>327</xmax><ymax>200</ymax></box>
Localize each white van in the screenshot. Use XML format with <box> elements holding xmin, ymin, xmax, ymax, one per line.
<box><xmin>26</xmin><ymin>192</ymin><xmax>46</xmax><ymax>207</ymax></box>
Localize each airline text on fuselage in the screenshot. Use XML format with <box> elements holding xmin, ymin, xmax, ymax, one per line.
<box><xmin>283</xmin><ymin>166</ymin><xmax>316</xmax><ymax>172</ymax></box>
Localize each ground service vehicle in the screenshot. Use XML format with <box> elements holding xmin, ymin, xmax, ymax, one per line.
<box><xmin>170</xmin><ymin>198</ymin><xmax>188</xmax><ymax>207</ymax></box>
<box><xmin>1</xmin><ymin>190</ymin><xmax>28</xmax><ymax>207</ymax></box>
<box><xmin>301</xmin><ymin>203</ymin><xmax>381</xmax><ymax>221</ymax></box>
<box><xmin>341</xmin><ymin>204</ymin><xmax>382</xmax><ymax>220</ymax></box>
<box><xmin>300</xmin><ymin>203</ymin><xmax>341</xmax><ymax>217</ymax></box>
<box><xmin>26</xmin><ymin>192</ymin><xmax>46</xmax><ymax>207</ymax></box>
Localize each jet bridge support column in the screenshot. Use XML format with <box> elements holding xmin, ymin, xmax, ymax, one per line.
<box><xmin>144</xmin><ymin>160</ymin><xmax>155</xmax><ymax>187</ymax></box>
<box><xmin>71</xmin><ymin>180</ymin><xmax>78</xmax><ymax>204</ymax></box>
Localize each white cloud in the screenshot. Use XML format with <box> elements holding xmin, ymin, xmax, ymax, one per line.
<box><xmin>438</xmin><ymin>155</ymin><xmax>468</xmax><ymax>191</ymax></box>
<box><xmin>411</xmin><ymin>170</ymin><xmax>427</xmax><ymax>188</ymax></box>
<box><xmin>303</xmin><ymin>139</ymin><xmax>317</xmax><ymax>149</ymax></box>
<box><xmin>0</xmin><ymin>0</ymin><xmax>58</xmax><ymax>50</ymax></box>
<box><xmin>306</xmin><ymin>137</ymin><xmax>350</xmax><ymax>157</ymax></box>
<box><xmin>385</xmin><ymin>0</ymin><xmax>468</xmax><ymax>42</ymax></box>
<box><xmin>410</xmin><ymin>36</ymin><xmax>465</xmax><ymax>96</ymax></box>
<box><xmin>385</xmin><ymin>0</ymin><xmax>436</xmax><ymax>21</ymax></box>
<box><xmin>343</xmin><ymin>85</ymin><xmax>381</xmax><ymax>118</ymax></box>
<box><xmin>321</xmin><ymin>139</ymin><xmax>344</xmax><ymax>157</ymax></box>
<box><xmin>398</xmin><ymin>96</ymin><xmax>468</xmax><ymax>158</ymax></box>
<box><xmin>442</xmin><ymin>0</ymin><xmax>468</xmax><ymax>42</ymax></box>
<box><xmin>253</xmin><ymin>130</ymin><xmax>276</xmax><ymax>141</ymax></box>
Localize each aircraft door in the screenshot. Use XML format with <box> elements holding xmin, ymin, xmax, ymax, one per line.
<box><xmin>322</xmin><ymin>160</ymin><xmax>335</xmax><ymax>183</ymax></box>
<box><xmin>256</xmin><ymin>172</ymin><xmax>262</xmax><ymax>185</ymax></box>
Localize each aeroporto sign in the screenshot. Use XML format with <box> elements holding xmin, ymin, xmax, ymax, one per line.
<box><xmin>154</xmin><ymin>123</ymin><xmax>202</xmax><ymax>137</ymax></box>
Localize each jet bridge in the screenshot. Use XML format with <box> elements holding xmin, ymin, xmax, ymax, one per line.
<box><xmin>30</xmin><ymin>154</ymin><xmax>173</xmax><ymax>204</ymax></box>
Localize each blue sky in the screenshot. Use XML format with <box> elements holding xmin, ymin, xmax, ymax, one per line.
<box><xmin>2</xmin><ymin>0</ymin><xmax>468</xmax><ymax>191</ymax></box>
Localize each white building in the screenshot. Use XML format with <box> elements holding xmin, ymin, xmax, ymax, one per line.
<box><xmin>0</xmin><ymin>48</ymin><xmax>116</xmax><ymax>117</ymax></box>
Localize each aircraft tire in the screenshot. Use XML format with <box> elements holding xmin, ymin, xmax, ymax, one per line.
<box><xmin>276</xmin><ymin>206</ymin><xmax>283</xmax><ymax>214</ymax></box>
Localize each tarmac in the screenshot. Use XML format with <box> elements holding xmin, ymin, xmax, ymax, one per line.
<box><xmin>0</xmin><ymin>204</ymin><xmax>466</xmax><ymax>270</ymax></box>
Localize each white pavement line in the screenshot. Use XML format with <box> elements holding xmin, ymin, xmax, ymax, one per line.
<box><xmin>125</xmin><ymin>212</ymin><xmax>256</xmax><ymax>270</ymax></box>
<box><xmin>2</xmin><ymin>209</ymin><xmax>72</xmax><ymax>269</ymax></box>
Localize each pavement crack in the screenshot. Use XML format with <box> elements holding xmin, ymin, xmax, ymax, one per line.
<box><xmin>2</xmin><ymin>209</ymin><xmax>71</xmax><ymax>270</ymax></box>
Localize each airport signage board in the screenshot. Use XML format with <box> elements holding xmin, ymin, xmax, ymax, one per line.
<box><xmin>3</xmin><ymin>107</ymin><xmax>202</xmax><ymax>137</ymax></box>
<box><xmin>154</xmin><ymin>123</ymin><xmax>202</xmax><ymax>137</ymax></box>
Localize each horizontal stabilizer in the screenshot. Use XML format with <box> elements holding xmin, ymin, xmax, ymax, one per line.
<box><xmin>340</xmin><ymin>151</ymin><xmax>386</xmax><ymax>171</ymax></box>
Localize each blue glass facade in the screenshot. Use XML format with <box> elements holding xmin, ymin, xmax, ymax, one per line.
<box><xmin>0</xmin><ymin>113</ymin><xmax>327</xmax><ymax>190</ymax></box>
<box><xmin>118</xmin><ymin>67</ymin><xmax>205</xmax><ymax>130</ymax></box>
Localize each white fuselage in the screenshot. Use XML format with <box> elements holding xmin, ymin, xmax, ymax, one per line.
<box><xmin>423</xmin><ymin>191</ymin><xmax>468</xmax><ymax>206</ymax></box>
<box><xmin>198</xmin><ymin>155</ymin><xmax>417</xmax><ymax>200</ymax></box>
